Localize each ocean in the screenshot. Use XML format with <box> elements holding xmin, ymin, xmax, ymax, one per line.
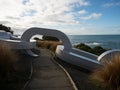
<box><xmin>68</xmin><ymin>35</ymin><xmax>120</xmax><ymax>49</ymax></box>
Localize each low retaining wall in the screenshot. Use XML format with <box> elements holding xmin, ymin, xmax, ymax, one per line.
<box><xmin>55</xmin><ymin>45</ymin><xmax>102</xmax><ymax>71</ymax></box>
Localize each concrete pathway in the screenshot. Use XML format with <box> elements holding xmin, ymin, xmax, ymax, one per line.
<box><xmin>25</xmin><ymin>49</ymin><xmax>77</xmax><ymax>90</ymax></box>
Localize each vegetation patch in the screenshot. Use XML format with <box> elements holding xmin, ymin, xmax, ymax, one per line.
<box><xmin>42</xmin><ymin>35</ymin><xmax>59</xmax><ymax>41</ymax></box>
<box><xmin>74</xmin><ymin>43</ymin><xmax>107</xmax><ymax>55</ymax></box>
<box><xmin>34</xmin><ymin>36</ymin><xmax>62</xmax><ymax>52</ymax></box>
<box><xmin>36</xmin><ymin>40</ymin><xmax>62</xmax><ymax>52</ymax></box>
<box><xmin>0</xmin><ymin>41</ymin><xmax>30</xmax><ymax>90</ymax></box>
<box><xmin>0</xmin><ymin>24</ymin><xmax>13</xmax><ymax>34</ymax></box>
<box><xmin>90</xmin><ymin>53</ymin><xmax>120</xmax><ymax>90</ymax></box>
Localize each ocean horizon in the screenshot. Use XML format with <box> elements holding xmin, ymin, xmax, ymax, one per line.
<box><xmin>68</xmin><ymin>35</ymin><xmax>120</xmax><ymax>49</ymax></box>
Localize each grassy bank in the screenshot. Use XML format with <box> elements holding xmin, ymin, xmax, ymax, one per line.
<box><xmin>36</xmin><ymin>40</ymin><xmax>62</xmax><ymax>52</ymax></box>
<box><xmin>0</xmin><ymin>41</ymin><xmax>31</xmax><ymax>90</ymax></box>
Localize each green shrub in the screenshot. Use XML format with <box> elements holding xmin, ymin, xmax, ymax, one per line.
<box><xmin>42</xmin><ymin>36</ymin><xmax>59</xmax><ymax>41</ymax></box>
<box><xmin>74</xmin><ymin>43</ymin><xmax>93</xmax><ymax>53</ymax></box>
<box><xmin>74</xmin><ymin>43</ymin><xmax>107</xmax><ymax>55</ymax></box>
<box><xmin>92</xmin><ymin>46</ymin><xmax>107</xmax><ymax>55</ymax></box>
<box><xmin>34</xmin><ymin>37</ymin><xmax>40</xmax><ymax>41</ymax></box>
<box><xmin>0</xmin><ymin>24</ymin><xmax>13</xmax><ymax>34</ymax></box>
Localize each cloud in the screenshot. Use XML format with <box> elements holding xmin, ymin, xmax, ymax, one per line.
<box><xmin>102</xmin><ymin>2</ymin><xmax>120</xmax><ymax>7</ymax></box>
<box><xmin>0</xmin><ymin>0</ymin><xmax>90</xmax><ymax>28</ymax></box>
<box><xmin>23</xmin><ymin>0</ymin><xmax>90</xmax><ymax>25</ymax></box>
<box><xmin>1</xmin><ymin>0</ymin><xmax>105</xmax><ymax>35</ymax></box>
<box><xmin>0</xmin><ymin>0</ymin><xmax>24</xmax><ymax>18</ymax></box>
<box><xmin>0</xmin><ymin>21</ymin><xmax>11</xmax><ymax>24</ymax></box>
<box><xmin>78</xmin><ymin>9</ymin><xmax>87</xmax><ymax>14</ymax></box>
<box><xmin>80</xmin><ymin>13</ymin><xmax>102</xmax><ymax>20</ymax></box>
<box><xmin>6</xmin><ymin>16</ymin><xmax>20</xmax><ymax>20</ymax></box>
<box><xmin>60</xmin><ymin>27</ymin><xmax>98</xmax><ymax>35</ymax></box>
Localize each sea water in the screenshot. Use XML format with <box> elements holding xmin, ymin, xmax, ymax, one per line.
<box><xmin>68</xmin><ymin>35</ymin><xmax>120</xmax><ymax>49</ymax></box>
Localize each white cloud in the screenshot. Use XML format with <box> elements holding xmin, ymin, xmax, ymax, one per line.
<box><xmin>102</xmin><ymin>2</ymin><xmax>120</xmax><ymax>7</ymax></box>
<box><xmin>78</xmin><ymin>9</ymin><xmax>87</xmax><ymax>14</ymax></box>
<box><xmin>0</xmin><ymin>0</ymin><xmax>90</xmax><ymax>29</ymax></box>
<box><xmin>1</xmin><ymin>0</ymin><xmax>119</xmax><ymax>35</ymax></box>
<box><xmin>60</xmin><ymin>27</ymin><xmax>98</xmax><ymax>35</ymax></box>
<box><xmin>80</xmin><ymin>13</ymin><xmax>102</xmax><ymax>20</ymax></box>
<box><xmin>0</xmin><ymin>21</ymin><xmax>11</xmax><ymax>24</ymax></box>
<box><xmin>0</xmin><ymin>0</ymin><xmax>103</xmax><ymax>35</ymax></box>
<box><xmin>0</xmin><ymin>0</ymin><xmax>24</xmax><ymax>18</ymax></box>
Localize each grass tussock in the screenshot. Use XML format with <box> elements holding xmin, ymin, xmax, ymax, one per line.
<box><xmin>90</xmin><ymin>53</ymin><xmax>120</xmax><ymax>90</ymax></box>
<box><xmin>0</xmin><ymin>41</ymin><xmax>32</xmax><ymax>89</ymax></box>
<box><xmin>0</xmin><ymin>41</ymin><xmax>18</xmax><ymax>81</ymax></box>
<box><xmin>36</xmin><ymin>40</ymin><xmax>62</xmax><ymax>52</ymax></box>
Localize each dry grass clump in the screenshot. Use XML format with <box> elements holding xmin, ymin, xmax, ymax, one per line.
<box><xmin>90</xmin><ymin>53</ymin><xmax>120</xmax><ymax>90</ymax></box>
<box><xmin>0</xmin><ymin>41</ymin><xmax>18</xmax><ymax>80</ymax></box>
<box><xmin>36</xmin><ymin>40</ymin><xmax>62</xmax><ymax>52</ymax></box>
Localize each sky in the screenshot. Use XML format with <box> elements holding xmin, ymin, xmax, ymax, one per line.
<box><xmin>0</xmin><ymin>0</ymin><xmax>120</xmax><ymax>35</ymax></box>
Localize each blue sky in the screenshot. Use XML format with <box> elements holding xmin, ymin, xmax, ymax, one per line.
<box><xmin>0</xmin><ymin>0</ymin><xmax>120</xmax><ymax>35</ymax></box>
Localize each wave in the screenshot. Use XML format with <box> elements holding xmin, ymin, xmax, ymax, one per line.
<box><xmin>85</xmin><ymin>42</ymin><xmax>102</xmax><ymax>46</ymax></box>
<box><xmin>72</xmin><ymin>42</ymin><xmax>102</xmax><ymax>46</ymax></box>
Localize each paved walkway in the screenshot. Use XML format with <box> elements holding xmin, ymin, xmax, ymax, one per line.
<box><xmin>25</xmin><ymin>49</ymin><xmax>77</xmax><ymax>90</ymax></box>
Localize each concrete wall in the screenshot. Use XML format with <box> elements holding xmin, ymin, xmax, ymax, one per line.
<box><xmin>21</xmin><ymin>27</ymin><xmax>72</xmax><ymax>51</ymax></box>
<box><xmin>98</xmin><ymin>49</ymin><xmax>120</xmax><ymax>62</ymax></box>
<box><xmin>55</xmin><ymin>45</ymin><xmax>102</xmax><ymax>71</ymax></box>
